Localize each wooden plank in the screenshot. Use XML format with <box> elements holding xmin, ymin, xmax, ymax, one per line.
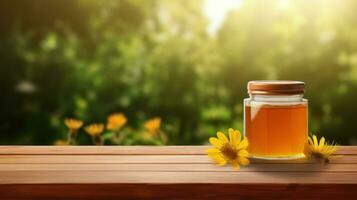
<box><xmin>0</xmin><ymin>146</ymin><xmax>207</xmax><ymax>155</ymax></box>
<box><xmin>0</xmin><ymin>171</ymin><xmax>356</xmax><ymax>184</ymax></box>
<box><xmin>0</xmin><ymin>146</ymin><xmax>355</xmax><ymax>155</ymax></box>
<box><xmin>0</xmin><ymin>155</ymin><xmax>355</xmax><ymax>164</ymax></box>
<box><xmin>0</xmin><ymin>163</ymin><xmax>355</xmax><ymax>172</ymax></box>
<box><xmin>0</xmin><ymin>155</ymin><xmax>208</xmax><ymax>164</ymax></box>
<box><xmin>0</xmin><ymin>184</ymin><xmax>356</xmax><ymax>200</ymax></box>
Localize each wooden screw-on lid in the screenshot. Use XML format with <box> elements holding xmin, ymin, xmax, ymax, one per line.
<box><xmin>247</xmin><ymin>80</ymin><xmax>305</xmax><ymax>95</ymax></box>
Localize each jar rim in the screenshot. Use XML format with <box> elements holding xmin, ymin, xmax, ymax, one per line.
<box><xmin>247</xmin><ymin>80</ymin><xmax>305</xmax><ymax>95</ymax></box>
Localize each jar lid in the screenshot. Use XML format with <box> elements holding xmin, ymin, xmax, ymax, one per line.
<box><xmin>247</xmin><ymin>80</ymin><xmax>305</xmax><ymax>95</ymax></box>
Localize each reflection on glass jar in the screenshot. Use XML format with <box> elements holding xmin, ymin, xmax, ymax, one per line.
<box><xmin>244</xmin><ymin>81</ymin><xmax>308</xmax><ymax>159</ymax></box>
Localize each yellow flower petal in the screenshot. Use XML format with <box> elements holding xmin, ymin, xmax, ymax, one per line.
<box><xmin>228</xmin><ymin>128</ymin><xmax>235</xmax><ymax>142</ymax></box>
<box><xmin>319</xmin><ymin>137</ymin><xmax>325</xmax><ymax>148</ymax></box>
<box><xmin>217</xmin><ymin>131</ymin><xmax>229</xmax><ymax>144</ymax></box>
<box><xmin>308</xmin><ymin>136</ymin><xmax>313</xmax><ymax>145</ymax></box>
<box><xmin>231</xmin><ymin>160</ymin><xmax>240</xmax><ymax>169</ymax></box>
<box><xmin>322</xmin><ymin>145</ymin><xmax>337</xmax><ymax>156</ymax></box>
<box><xmin>208</xmin><ymin>153</ymin><xmax>220</xmax><ymax>159</ymax></box>
<box><xmin>228</xmin><ymin>128</ymin><xmax>234</xmax><ymax>134</ymax></box>
<box><xmin>237</xmin><ymin>137</ymin><xmax>249</xmax><ymax>149</ymax></box>
<box><xmin>238</xmin><ymin>149</ymin><xmax>249</xmax><ymax>157</ymax></box>
<box><xmin>239</xmin><ymin>157</ymin><xmax>250</xmax><ymax>166</ymax></box>
<box><xmin>209</xmin><ymin>137</ymin><xmax>223</xmax><ymax>148</ymax></box>
<box><xmin>206</xmin><ymin>148</ymin><xmax>220</xmax><ymax>154</ymax></box>
<box><xmin>313</xmin><ymin>135</ymin><xmax>318</xmax><ymax>146</ymax></box>
<box><xmin>229</xmin><ymin>129</ymin><xmax>241</xmax><ymax>146</ymax></box>
<box><xmin>217</xmin><ymin>159</ymin><xmax>227</xmax><ymax>166</ymax></box>
<box><xmin>329</xmin><ymin>146</ymin><xmax>338</xmax><ymax>155</ymax></box>
<box><xmin>235</xmin><ymin>130</ymin><xmax>241</xmax><ymax>143</ymax></box>
<box><xmin>211</xmin><ymin>154</ymin><xmax>227</xmax><ymax>166</ymax></box>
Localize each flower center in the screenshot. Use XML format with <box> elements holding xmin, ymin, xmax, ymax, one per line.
<box><xmin>221</xmin><ymin>144</ymin><xmax>237</xmax><ymax>160</ymax></box>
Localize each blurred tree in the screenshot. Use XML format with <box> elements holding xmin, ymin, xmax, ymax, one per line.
<box><xmin>0</xmin><ymin>0</ymin><xmax>356</xmax><ymax>144</ymax></box>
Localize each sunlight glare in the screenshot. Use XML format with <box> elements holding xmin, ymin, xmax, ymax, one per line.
<box><xmin>204</xmin><ymin>0</ymin><xmax>243</xmax><ymax>35</ymax></box>
<box><xmin>277</xmin><ymin>0</ymin><xmax>290</xmax><ymax>10</ymax></box>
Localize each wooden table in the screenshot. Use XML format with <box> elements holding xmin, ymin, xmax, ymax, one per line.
<box><xmin>0</xmin><ymin>146</ymin><xmax>356</xmax><ymax>199</ymax></box>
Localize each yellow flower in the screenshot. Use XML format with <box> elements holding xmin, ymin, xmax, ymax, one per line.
<box><xmin>64</xmin><ymin>118</ymin><xmax>83</xmax><ymax>132</ymax></box>
<box><xmin>144</xmin><ymin>117</ymin><xmax>161</xmax><ymax>135</ymax></box>
<box><xmin>107</xmin><ymin>113</ymin><xmax>127</xmax><ymax>131</ymax></box>
<box><xmin>85</xmin><ymin>123</ymin><xmax>104</xmax><ymax>137</ymax></box>
<box><xmin>207</xmin><ymin>128</ymin><xmax>250</xmax><ymax>170</ymax></box>
<box><xmin>304</xmin><ymin>134</ymin><xmax>338</xmax><ymax>164</ymax></box>
<box><xmin>54</xmin><ymin>140</ymin><xmax>67</xmax><ymax>146</ymax></box>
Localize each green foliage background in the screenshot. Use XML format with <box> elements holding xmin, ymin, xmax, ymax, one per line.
<box><xmin>0</xmin><ymin>0</ymin><xmax>356</xmax><ymax>145</ymax></box>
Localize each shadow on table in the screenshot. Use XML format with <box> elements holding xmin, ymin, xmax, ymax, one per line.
<box><xmin>248</xmin><ymin>157</ymin><xmax>331</xmax><ymax>177</ymax></box>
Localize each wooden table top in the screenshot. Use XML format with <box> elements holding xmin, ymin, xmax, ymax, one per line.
<box><xmin>0</xmin><ymin>146</ymin><xmax>356</xmax><ymax>199</ymax></box>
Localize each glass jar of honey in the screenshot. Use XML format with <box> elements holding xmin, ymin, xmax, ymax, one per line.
<box><xmin>244</xmin><ymin>81</ymin><xmax>308</xmax><ymax>159</ymax></box>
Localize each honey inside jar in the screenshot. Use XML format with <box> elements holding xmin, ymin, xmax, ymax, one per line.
<box><xmin>245</xmin><ymin>104</ymin><xmax>307</xmax><ymax>158</ymax></box>
<box><xmin>244</xmin><ymin>80</ymin><xmax>308</xmax><ymax>159</ymax></box>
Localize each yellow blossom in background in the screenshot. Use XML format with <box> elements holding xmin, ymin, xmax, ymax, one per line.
<box><xmin>304</xmin><ymin>134</ymin><xmax>338</xmax><ymax>164</ymax></box>
<box><xmin>107</xmin><ymin>113</ymin><xmax>127</xmax><ymax>131</ymax></box>
<box><xmin>144</xmin><ymin>117</ymin><xmax>161</xmax><ymax>135</ymax></box>
<box><xmin>85</xmin><ymin>123</ymin><xmax>104</xmax><ymax>137</ymax></box>
<box><xmin>64</xmin><ymin>118</ymin><xmax>83</xmax><ymax>132</ymax></box>
<box><xmin>64</xmin><ymin>118</ymin><xmax>83</xmax><ymax>145</ymax></box>
<box><xmin>207</xmin><ymin>128</ymin><xmax>249</xmax><ymax>170</ymax></box>
<box><xmin>54</xmin><ymin>140</ymin><xmax>67</xmax><ymax>146</ymax></box>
